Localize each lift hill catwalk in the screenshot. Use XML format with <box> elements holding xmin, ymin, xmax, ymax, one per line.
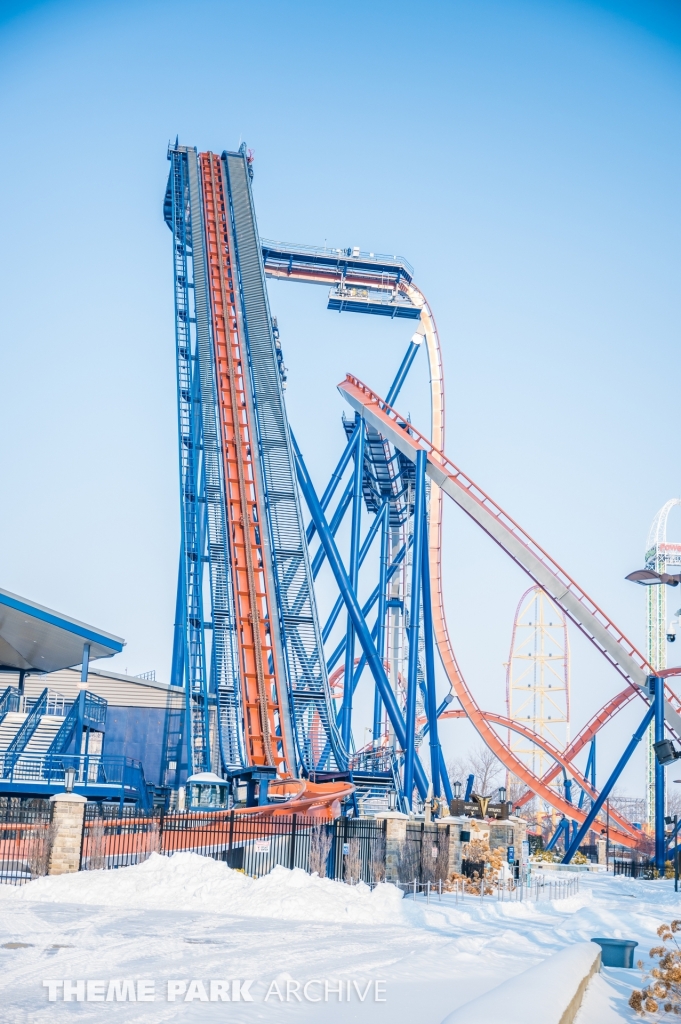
<box><xmin>165</xmin><ymin>142</ymin><xmax>678</xmax><ymax>851</ymax></box>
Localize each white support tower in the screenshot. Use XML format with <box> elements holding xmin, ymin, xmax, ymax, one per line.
<box><xmin>506</xmin><ymin>586</ymin><xmax>570</xmax><ymax>799</ymax></box>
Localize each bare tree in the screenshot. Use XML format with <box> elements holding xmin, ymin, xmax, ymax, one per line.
<box><xmin>343</xmin><ymin>838</ymin><xmax>362</xmax><ymax>883</ymax></box>
<box><xmin>448</xmin><ymin>744</ymin><xmax>504</xmax><ymax>798</ymax></box>
<box><xmin>370</xmin><ymin>833</ymin><xmax>386</xmax><ymax>884</ymax></box>
<box><xmin>468</xmin><ymin>745</ymin><xmax>504</xmax><ymax>796</ymax></box>
<box><xmin>668</xmin><ymin>787</ymin><xmax>681</xmax><ymax>820</ymax></box>
<box><xmin>309</xmin><ymin>824</ymin><xmax>332</xmax><ymax>877</ymax></box>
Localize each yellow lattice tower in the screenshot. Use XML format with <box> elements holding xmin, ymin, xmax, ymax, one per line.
<box><xmin>505</xmin><ymin>586</ymin><xmax>570</xmax><ymax>812</ymax></box>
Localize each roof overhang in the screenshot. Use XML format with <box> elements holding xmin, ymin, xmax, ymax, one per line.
<box><xmin>0</xmin><ymin>588</ymin><xmax>124</xmax><ymax>673</ymax></box>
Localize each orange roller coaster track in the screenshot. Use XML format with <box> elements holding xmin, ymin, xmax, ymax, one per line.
<box><xmin>199</xmin><ymin>152</ymin><xmax>288</xmax><ymax>774</ymax></box>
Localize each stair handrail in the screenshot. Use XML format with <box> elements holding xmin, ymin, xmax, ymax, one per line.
<box><xmin>6</xmin><ymin>687</ymin><xmax>49</xmax><ymax>754</ymax></box>
<box><xmin>47</xmin><ymin>700</ymin><xmax>80</xmax><ymax>756</ymax></box>
<box><xmin>83</xmin><ymin>691</ymin><xmax>107</xmax><ymax>726</ymax></box>
<box><xmin>0</xmin><ymin>686</ymin><xmax>20</xmax><ymax>722</ymax></box>
<box><xmin>48</xmin><ymin>690</ymin><xmax>108</xmax><ymax>756</ymax></box>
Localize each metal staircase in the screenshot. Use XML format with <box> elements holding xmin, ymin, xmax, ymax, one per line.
<box><xmin>23</xmin><ymin>717</ymin><xmax>64</xmax><ymax>754</ymax></box>
<box><xmin>0</xmin><ymin>713</ymin><xmax>26</xmax><ymax>750</ymax></box>
<box><xmin>223</xmin><ymin>146</ymin><xmax>346</xmax><ymax>774</ymax></box>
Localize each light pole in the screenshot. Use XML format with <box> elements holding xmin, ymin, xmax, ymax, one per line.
<box><xmin>666</xmin><ymin>814</ymin><xmax>679</xmax><ymax>890</ymax></box>
<box><xmin>626</xmin><ymin>568</ymin><xmax>681</xmax><ymax>876</ymax></box>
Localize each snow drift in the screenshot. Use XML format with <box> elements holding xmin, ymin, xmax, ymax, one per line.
<box><xmin>0</xmin><ymin>852</ymin><xmax>412</xmax><ymax>925</ymax></box>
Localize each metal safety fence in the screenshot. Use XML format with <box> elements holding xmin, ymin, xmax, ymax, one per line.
<box><xmin>398</xmin><ymin>873</ymin><xmax>580</xmax><ymax>903</ymax></box>
<box><xmin>79</xmin><ymin>806</ymin><xmax>387</xmax><ymax>885</ymax></box>
<box><xmin>613</xmin><ymin>858</ymin><xmax>656</xmax><ymax>879</ymax></box>
<box><xmin>0</xmin><ymin>802</ymin><xmax>53</xmax><ymax>885</ymax></box>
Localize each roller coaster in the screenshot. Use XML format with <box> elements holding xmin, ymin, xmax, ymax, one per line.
<box><xmin>164</xmin><ymin>142</ymin><xmax>678</xmax><ymax>853</ymax></box>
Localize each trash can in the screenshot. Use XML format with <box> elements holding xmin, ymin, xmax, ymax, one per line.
<box><xmin>591</xmin><ymin>937</ymin><xmax>639</xmax><ymax>968</ymax></box>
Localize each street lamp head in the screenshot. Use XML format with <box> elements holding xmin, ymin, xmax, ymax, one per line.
<box><xmin>654</xmin><ymin>739</ymin><xmax>681</xmax><ymax>766</ymax></box>
<box><xmin>452</xmin><ymin>780</ymin><xmax>462</xmax><ymax>799</ymax></box>
<box><xmin>626</xmin><ymin>569</ymin><xmax>681</xmax><ymax>587</ymax></box>
<box><xmin>64</xmin><ymin>766</ymin><xmax>77</xmax><ymax>793</ymax></box>
<box><xmin>498</xmin><ymin>786</ymin><xmax>507</xmax><ymax>803</ymax></box>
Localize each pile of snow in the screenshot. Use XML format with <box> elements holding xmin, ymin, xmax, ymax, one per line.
<box><xmin>441</xmin><ymin>941</ymin><xmax>601</xmax><ymax>1024</ymax></box>
<box><xmin>0</xmin><ymin>852</ymin><xmax>412</xmax><ymax>925</ymax></box>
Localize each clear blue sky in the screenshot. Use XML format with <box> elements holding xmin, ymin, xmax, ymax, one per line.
<box><xmin>1</xmin><ymin>0</ymin><xmax>680</xmax><ymax>791</ymax></box>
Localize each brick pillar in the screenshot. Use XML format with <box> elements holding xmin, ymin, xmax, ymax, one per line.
<box><xmin>441</xmin><ymin>819</ymin><xmax>463</xmax><ymax>876</ymax></box>
<box><xmin>48</xmin><ymin>793</ymin><xmax>86</xmax><ymax>875</ymax></box>
<box><xmin>378</xmin><ymin>813</ymin><xmax>407</xmax><ymax>882</ymax></box>
<box><xmin>597</xmin><ymin>839</ymin><xmax>607</xmax><ymax>865</ymax></box>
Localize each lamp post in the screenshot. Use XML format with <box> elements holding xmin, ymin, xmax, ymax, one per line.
<box><xmin>64</xmin><ymin>766</ymin><xmax>76</xmax><ymax>794</ymax></box>
<box><xmin>666</xmin><ymin>814</ymin><xmax>678</xmax><ymax>890</ymax></box>
<box><xmin>626</xmin><ymin>569</ymin><xmax>681</xmax><ymax>877</ymax></box>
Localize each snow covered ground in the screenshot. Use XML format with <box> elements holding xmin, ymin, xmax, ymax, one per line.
<box><xmin>0</xmin><ymin>853</ymin><xmax>678</xmax><ymax>1023</ymax></box>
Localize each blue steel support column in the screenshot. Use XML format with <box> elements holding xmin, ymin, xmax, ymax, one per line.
<box><xmin>545</xmin><ymin>818</ymin><xmax>568</xmax><ymax>853</ymax></box>
<box><xmin>386</xmin><ymin>333</ymin><xmax>422</xmax><ymax>406</ymax></box>
<box><xmin>292</xmin><ymin>434</ymin><xmax>429</xmax><ymax>798</ymax></box>
<box><xmin>341</xmin><ymin>415</ymin><xmax>364</xmax><ymax>749</ymax></box>
<box><xmin>562</xmin><ymin>701</ymin><xmax>655</xmax><ymax>863</ymax></box>
<box><xmin>324</xmin><ymin>529</ymin><xmax>408</xmax><ymax>650</ymax></box>
<box><xmin>404</xmin><ymin>449</ymin><xmax>427</xmax><ymax>808</ymax></box>
<box><xmin>654</xmin><ymin>676</ymin><xmax>666</xmax><ymax>875</ymax></box>
<box><xmin>306</xmin><ymin>426</ymin><xmax>359</xmax><ymax>544</ymax></box>
<box><xmin>75</xmin><ymin>688</ymin><xmax>86</xmax><ymax>756</ymax></box>
<box><xmin>167</xmin><ymin>146</ymin><xmax>212</xmax><ymax>777</ymax></box>
<box><xmin>373</xmin><ymin>503</ymin><xmax>390</xmax><ymax>743</ymax></box>
<box><xmin>577</xmin><ymin>739</ymin><xmax>596</xmax><ymax>812</ymax></box>
<box><xmin>170</xmin><ymin>556</ymin><xmax>185</xmax><ymax>690</ymax></box>
<box><xmin>312</xmin><ymin>477</ymin><xmax>354</xmax><ymax>579</ymax></box>
<box><xmin>325</xmin><ymin>540</ymin><xmax>409</xmax><ymax>667</ymax></box>
<box><xmin>80</xmin><ymin>643</ymin><xmax>90</xmax><ymax>687</ymax></box>
<box><xmin>421</xmin><ymin>504</ymin><xmax>442</xmax><ymax>798</ymax></box>
<box><xmin>438</xmin><ymin>749</ymin><xmax>453</xmax><ymax>805</ymax></box>
<box><xmin>590</xmin><ymin>737</ymin><xmax>596</xmax><ymax>789</ymax></box>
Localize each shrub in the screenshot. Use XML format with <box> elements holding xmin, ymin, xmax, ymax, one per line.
<box><xmin>630</xmin><ymin>921</ymin><xmax>681</xmax><ymax>1016</ymax></box>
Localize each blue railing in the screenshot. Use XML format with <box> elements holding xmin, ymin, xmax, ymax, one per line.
<box><xmin>7</xmin><ymin>688</ymin><xmax>48</xmax><ymax>754</ymax></box>
<box><xmin>83</xmin><ymin>692</ymin><xmax>107</xmax><ymax>727</ymax></box>
<box><xmin>261</xmin><ymin>238</ymin><xmax>415</xmax><ymax>278</ymax></box>
<box><xmin>0</xmin><ymin>687</ymin><xmax>20</xmax><ymax>720</ymax></box>
<box><xmin>25</xmin><ymin>691</ymin><xmax>72</xmax><ymax>716</ymax></box>
<box><xmin>0</xmin><ymin>753</ymin><xmax>151</xmax><ymax>808</ymax></box>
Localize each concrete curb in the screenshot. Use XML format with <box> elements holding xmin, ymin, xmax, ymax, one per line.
<box><xmin>440</xmin><ymin>942</ymin><xmax>601</xmax><ymax>1024</ymax></box>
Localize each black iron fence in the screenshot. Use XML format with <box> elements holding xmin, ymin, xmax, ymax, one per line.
<box><xmin>461</xmin><ymin>858</ymin><xmax>485</xmax><ymax>879</ymax></box>
<box><xmin>613</xmin><ymin>857</ymin><xmax>656</xmax><ymax>879</ymax></box>
<box><xmin>80</xmin><ymin>806</ymin><xmax>387</xmax><ymax>884</ymax></box>
<box><xmin>0</xmin><ymin>802</ymin><xmax>53</xmax><ymax>885</ymax></box>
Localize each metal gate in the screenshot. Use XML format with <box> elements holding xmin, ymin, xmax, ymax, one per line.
<box><xmin>397</xmin><ymin>822</ymin><xmax>450</xmax><ymax>884</ymax></box>
<box><xmin>0</xmin><ymin>802</ymin><xmax>53</xmax><ymax>885</ymax></box>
